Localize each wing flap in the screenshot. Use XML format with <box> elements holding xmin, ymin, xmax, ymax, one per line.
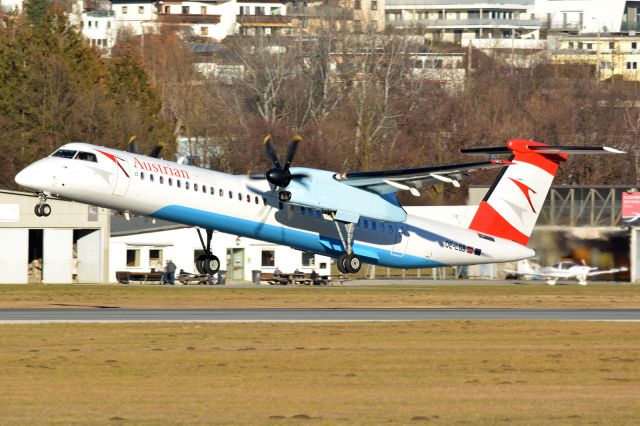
<box><xmin>335</xmin><ymin>160</ymin><xmax>510</xmax><ymax>195</ymax></box>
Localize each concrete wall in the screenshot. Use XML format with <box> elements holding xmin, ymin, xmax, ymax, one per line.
<box><xmin>0</xmin><ymin>229</ymin><xmax>28</xmax><ymax>283</ymax></box>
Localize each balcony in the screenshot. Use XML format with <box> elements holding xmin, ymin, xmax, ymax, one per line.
<box><xmin>388</xmin><ymin>18</ymin><xmax>540</xmax><ymax>29</ymax></box>
<box><xmin>621</xmin><ymin>21</ymin><xmax>640</xmax><ymax>32</ymax></box>
<box><xmin>157</xmin><ymin>13</ymin><xmax>221</xmax><ymax>24</ymax></box>
<box><xmin>385</xmin><ymin>0</ymin><xmax>533</xmax><ymax>6</ymax></box>
<box><xmin>286</xmin><ymin>6</ymin><xmax>354</xmax><ymax>20</ymax></box>
<box><xmin>237</xmin><ymin>15</ymin><xmax>293</xmax><ymax>26</ymax></box>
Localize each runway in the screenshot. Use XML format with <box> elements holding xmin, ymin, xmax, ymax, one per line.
<box><xmin>0</xmin><ymin>308</ymin><xmax>639</xmax><ymax>323</ymax></box>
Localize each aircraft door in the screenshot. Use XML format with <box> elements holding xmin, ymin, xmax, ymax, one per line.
<box><xmin>391</xmin><ymin>224</ymin><xmax>410</xmax><ymax>257</ymax></box>
<box><xmin>112</xmin><ymin>156</ymin><xmax>131</xmax><ymax>196</ymax></box>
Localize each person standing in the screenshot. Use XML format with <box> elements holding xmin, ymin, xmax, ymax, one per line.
<box><xmin>165</xmin><ymin>260</ymin><xmax>177</xmax><ymax>285</ymax></box>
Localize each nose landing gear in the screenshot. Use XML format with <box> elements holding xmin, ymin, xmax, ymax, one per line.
<box><xmin>34</xmin><ymin>193</ymin><xmax>51</xmax><ymax>217</ymax></box>
<box><xmin>195</xmin><ymin>228</ymin><xmax>220</xmax><ymax>275</ymax></box>
<box><xmin>332</xmin><ymin>218</ymin><xmax>362</xmax><ymax>274</ymax></box>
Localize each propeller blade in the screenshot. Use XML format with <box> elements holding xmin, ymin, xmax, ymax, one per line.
<box><xmin>249</xmin><ymin>174</ymin><xmax>267</xmax><ymax>180</ymax></box>
<box><xmin>263</xmin><ymin>135</ymin><xmax>282</xmax><ymax>169</ymax></box>
<box><xmin>283</xmin><ymin>135</ymin><xmax>302</xmax><ymax>171</ymax></box>
<box><xmin>149</xmin><ymin>142</ymin><xmax>164</xmax><ymax>158</ymax></box>
<box><xmin>128</xmin><ymin>135</ymin><xmax>138</xmax><ymax>154</ymax></box>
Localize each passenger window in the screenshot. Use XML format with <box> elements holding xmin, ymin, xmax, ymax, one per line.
<box><xmin>159</xmin><ymin>176</ymin><xmax>164</xmax><ymax>184</ymax></box>
<box><xmin>246</xmin><ymin>194</ymin><xmax>251</xmax><ymax>203</ymax></box>
<box><xmin>76</xmin><ymin>152</ymin><xmax>97</xmax><ymax>162</ymax></box>
<box><xmin>177</xmin><ymin>180</ymin><xmax>181</xmax><ymax>188</ymax></box>
<box><xmin>364</xmin><ymin>220</ymin><xmax>368</xmax><ymax>229</ymax></box>
<box><xmin>255</xmin><ymin>196</ymin><xmax>259</xmax><ymax>204</ymax></box>
<box><xmin>210</xmin><ymin>187</ymin><xmax>215</xmax><ymax>195</ymax></box>
<box><xmin>381</xmin><ymin>223</ymin><xmax>385</xmax><ymax>232</ymax></box>
<box><xmin>238</xmin><ymin>193</ymin><xmax>242</xmax><ymax>201</ymax></box>
<box><xmin>229</xmin><ymin>191</ymin><xmax>233</xmax><ymax>199</ymax></box>
<box><xmin>140</xmin><ymin>172</ymin><xmax>145</xmax><ymax>180</ymax></box>
<box><xmin>372</xmin><ymin>222</ymin><xmax>377</xmax><ymax>230</ymax></box>
<box><xmin>168</xmin><ymin>178</ymin><xmax>173</xmax><ymax>186</ymax></box>
<box><xmin>219</xmin><ymin>189</ymin><xmax>224</xmax><ymax>196</ymax></box>
<box><xmin>194</xmin><ymin>183</ymin><xmax>198</xmax><ymax>191</ymax></box>
<box><xmin>202</xmin><ymin>185</ymin><xmax>206</xmax><ymax>193</ymax></box>
<box><xmin>150</xmin><ymin>174</ymin><xmax>154</xmax><ymax>182</ymax></box>
<box><xmin>185</xmin><ymin>182</ymin><xmax>190</xmax><ymax>190</ymax></box>
<box><xmin>263</xmin><ymin>198</ymin><xmax>267</xmax><ymax>206</ymax></box>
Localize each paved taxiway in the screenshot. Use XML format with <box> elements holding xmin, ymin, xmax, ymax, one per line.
<box><xmin>0</xmin><ymin>308</ymin><xmax>639</xmax><ymax>323</ymax></box>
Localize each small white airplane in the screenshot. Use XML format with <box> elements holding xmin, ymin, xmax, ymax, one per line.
<box><xmin>504</xmin><ymin>259</ymin><xmax>629</xmax><ymax>285</ymax></box>
<box><xmin>14</xmin><ymin>137</ymin><xmax>623</xmax><ymax>276</ymax></box>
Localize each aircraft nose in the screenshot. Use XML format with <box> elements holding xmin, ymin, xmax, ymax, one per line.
<box><xmin>15</xmin><ymin>164</ymin><xmax>41</xmax><ymax>191</ymax></box>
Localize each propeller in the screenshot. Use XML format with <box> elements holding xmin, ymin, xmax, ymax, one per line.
<box><xmin>256</xmin><ymin>134</ymin><xmax>305</xmax><ymax>188</ymax></box>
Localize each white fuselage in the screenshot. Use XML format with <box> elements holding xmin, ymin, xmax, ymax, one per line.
<box><xmin>15</xmin><ymin>143</ymin><xmax>535</xmax><ymax>269</ymax></box>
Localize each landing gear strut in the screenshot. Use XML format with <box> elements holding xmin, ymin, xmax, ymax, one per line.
<box><xmin>332</xmin><ymin>219</ymin><xmax>362</xmax><ymax>274</ymax></box>
<box><xmin>34</xmin><ymin>193</ymin><xmax>51</xmax><ymax>217</ymax></box>
<box><xmin>196</xmin><ymin>228</ymin><xmax>220</xmax><ymax>275</ymax></box>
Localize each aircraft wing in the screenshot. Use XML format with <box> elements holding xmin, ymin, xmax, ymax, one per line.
<box><xmin>587</xmin><ymin>267</ymin><xmax>628</xmax><ymax>277</ymax></box>
<box><xmin>334</xmin><ymin>160</ymin><xmax>511</xmax><ymax>196</ymax></box>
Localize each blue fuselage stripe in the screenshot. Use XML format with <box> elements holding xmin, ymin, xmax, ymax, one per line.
<box><xmin>152</xmin><ymin>205</ymin><xmax>445</xmax><ymax>269</ymax></box>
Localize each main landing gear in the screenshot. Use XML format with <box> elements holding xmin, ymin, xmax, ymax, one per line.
<box><xmin>195</xmin><ymin>228</ymin><xmax>220</xmax><ymax>275</ymax></box>
<box><xmin>34</xmin><ymin>193</ymin><xmax>51</xmax><ymax>217</ymax></box>
<box><xmin>332</xmin><ymin>219</ymin><xmax>362</xmax><ymax>274</ymax></box>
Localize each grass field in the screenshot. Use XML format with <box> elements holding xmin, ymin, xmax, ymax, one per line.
<box><xmin>0</xmin><ymin>283</ymin><xmax>639</xmax><ymax>308</ymax></box>
<box><xmin>1</xmin><ymin>321</ymin><xmax>639</xmax><ymax>425</ymax></box>
<box><xmin>1</xmin><ymin>283</ymin><xmax>639</xmax><ymax>424</ymax></box>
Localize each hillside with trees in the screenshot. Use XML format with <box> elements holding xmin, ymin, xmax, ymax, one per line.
<box><xmin>1</xmin><ymin>1</ymin><xmax>638</xmax><ymax>202</ymax></box>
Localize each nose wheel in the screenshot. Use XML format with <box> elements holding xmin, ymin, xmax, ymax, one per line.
<box><xmin>34</xmin><ymin>193</ymin><xmax>51</xmax><ymax>217</ymax></box>
<box><xmin>196</xmin><ymin>228</ymin><xmax>220</xmax><ymax>275</ymax></box>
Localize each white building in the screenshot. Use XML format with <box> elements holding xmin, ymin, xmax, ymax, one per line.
<box><xmin>237</xmin><ymin>0</ymin><xmax>291</xmax><ymax>36</ymax></box>
<box><xmin>534</xmin><ymin>0</ymin><xmax>628</xmax><ymax>34</ymax></box>
<box><xmin>111</xmin><ymin>0</ymin><xmax>157</xmax><ymax>36</ymax></box>
<box><xmin>0</xmin><ymin>0</ymin><xmax>21</xmax><ymax>13</ymax></box>
<box><xmin>385</xmin><ymin>0</ymin><xmax>541</xmax><ymax>44</ymax></box>
<box><xmin>158</xmin><ymin>0</ymin><xmax>237</xmax><ymax>40</ymax></box>
<box><xmin>81</xmin><ymin>10</ymin><xmax>118</xmax><ymax>51</ymax></box>
<box><xmin>109</xmin><ymin>216</ymin><xmax>332</xmax><ymax>283</ymax></box>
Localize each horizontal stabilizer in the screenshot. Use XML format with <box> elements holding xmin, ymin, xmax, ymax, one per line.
<box><xmin>461</xmin><ymin>144</ymin><xmax>625</xmax><ymax>155</ymax></box>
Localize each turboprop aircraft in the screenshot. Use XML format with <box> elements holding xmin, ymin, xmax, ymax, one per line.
<box><xmin>503</xmin><ymin>259</ymin><xmax>629</xmax><ymax>285</ymax></box>
<box><xmin>14</xmin><ymin>137</ymin><xmax>623</xmax><ymax>275</ymax></box>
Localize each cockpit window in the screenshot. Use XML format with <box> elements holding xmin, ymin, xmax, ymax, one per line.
<box><xmin>75</xmin><ymin>151</ymin><xmax>97</xmax><ymax>162</ymax></box>
<box><xmin>52</xmin><ymin>149</ymin><xmax>77</xmax><ymax>159</ymax></box>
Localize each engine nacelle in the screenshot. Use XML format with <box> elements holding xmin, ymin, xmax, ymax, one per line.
<box><xmin>284</xmin><ymin>167</ymin><xmax>407</xmax><ymax>223</ymax></box>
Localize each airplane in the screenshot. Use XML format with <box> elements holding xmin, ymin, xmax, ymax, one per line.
<box><xmin>14</xmin><ymin>137</ymin><xmax>623</xmax><ymax>276</ymax></box>
<box><xmin>503</xmin><ymin>259</ymin><xmax>629</xmax><ymax>285</ymax></box>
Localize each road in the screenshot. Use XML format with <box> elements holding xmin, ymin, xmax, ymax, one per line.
<box><xmin>0</xmin><ymin>308</ymin><xmax>639</xmax><ymax>323</ymax></box>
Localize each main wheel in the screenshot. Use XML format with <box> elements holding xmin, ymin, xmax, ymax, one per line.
<box><xmin>203</xmin><ymin>255</ymin><xmax>220</xmax><ymax>275</ymax></box>
<box><xmin>195</xmin><ymin>254</ymin><xmax>207</xmax><ymax>275</ymax></box>
<box><xmin>34</xmin><ymin>205</ymin><xmax>42</xmax><ymax>217</ymax></box>
<box><xmin>41</xmin><ymin>204</ymin><xmax>51</xmax><ymax>217</ymax></box>
<box><xmin>345</xmin><ymin>254</ymin><xmax>361</xmax><ymax>274</ymax></box>
<box><xmin>336</xmin><ymin>253</ymin><xmax>349</xmax><ymax>274</ymax></box>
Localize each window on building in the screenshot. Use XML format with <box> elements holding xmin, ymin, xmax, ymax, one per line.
<box><xmin>301</xmin><ymin>252</ymin><xmax>315</xmax><ymax>267</ymax></box>
<box><xmin>415</xmin><ymin>59</ymin><xmax>423</xmax><ymax>69</ymax></box>
<box><xmin>149</xmin><ymin>249</ymin><xmax>163</xmax><ymax>270</ymax></box>
<box><xmin>578</xmin><ymin>42</ymin><xmax>583</xmax><ymax>49</ymax></box>
<box><xmin>201</xmin><ymin>26</ymin><xmax>208</xmax><ymax>36</ymax></box>
<box><xmin>270</xmin><ymin>7</ymin><xmax>280</xmax><ymax>15</ymax></box>
<box><xmin>261</xmin><ymin>250</ymin><xmax>275</xmax><ymax>267</ymax></box>
<box><xmin>586</xmin><ymin>43</ymin><xmax>593</xmax><ymax>50</ymax></box>
<box><xmin>126</xmin><ymin>249</ymin><xmax>140</xmax><ymax>267</ymax></box>
<box><xmin>138</xmin><ymin>6</ymin><xmax>144</xmax><ymax>14</ymax></box>
<box><xmin>164</xmin><ymin>5</ymin><xmax>170</xmax><ymax>13</ymax></box>
<box><xmin>371</xmin><ymin>0</ymin><xmax>377</xmax><ymax>11</ymax></box>
<box><xmin>354</xmin><ymin>0</ymin><xmax>361</xmax><ymax>10</ymax></box>
<box><xmin>568</xmin><ymin>41</ymin><xmax>574</xmax><ymax>49</ymax></box>
<box><xmin>87</xmin><ymin>21</ymin><xmax>92</xmax><ymax>28</ymax></box>
<box><xmin>107</xmin><ymin>21</ymin><xmax>111</xmax><ymax>29</ymax></box>
<box><xmin>256</xmin><ymin>6</ymin><xmax>265</xmax><ymax>15</ymax></box>
<box><xmin>182</xmin><ymin>6</ymin><xmax>189</xmax><ymax>14</ymax></box>
<box><xmin>201</xmin><ymin>6</ymin><xmax>206</xmax><ymax>14</ymax></box>
<box><xmin>633</xmin><ymin>42</ymin><xmax>638</xmax><ymax>50</ymax></box>
<box><xmin>609</xmin><ymin>41</ymin><xmax>615</xmax><ymax>49</ymax></box>
<box><xmin>122</xmin><ymin>6</ymin><xmax>128</xmax><ymax>14</ymax></box>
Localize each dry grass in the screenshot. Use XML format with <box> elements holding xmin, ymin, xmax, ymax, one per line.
<box><xmin>0</xmin><ymin>321</ymin><xmax>639</xmax><ymax>425</ymax></box>
<box><xmin>0</xmin><ymin>283</ymin><xmax>639</xmax><ymax>309</ymax></box>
